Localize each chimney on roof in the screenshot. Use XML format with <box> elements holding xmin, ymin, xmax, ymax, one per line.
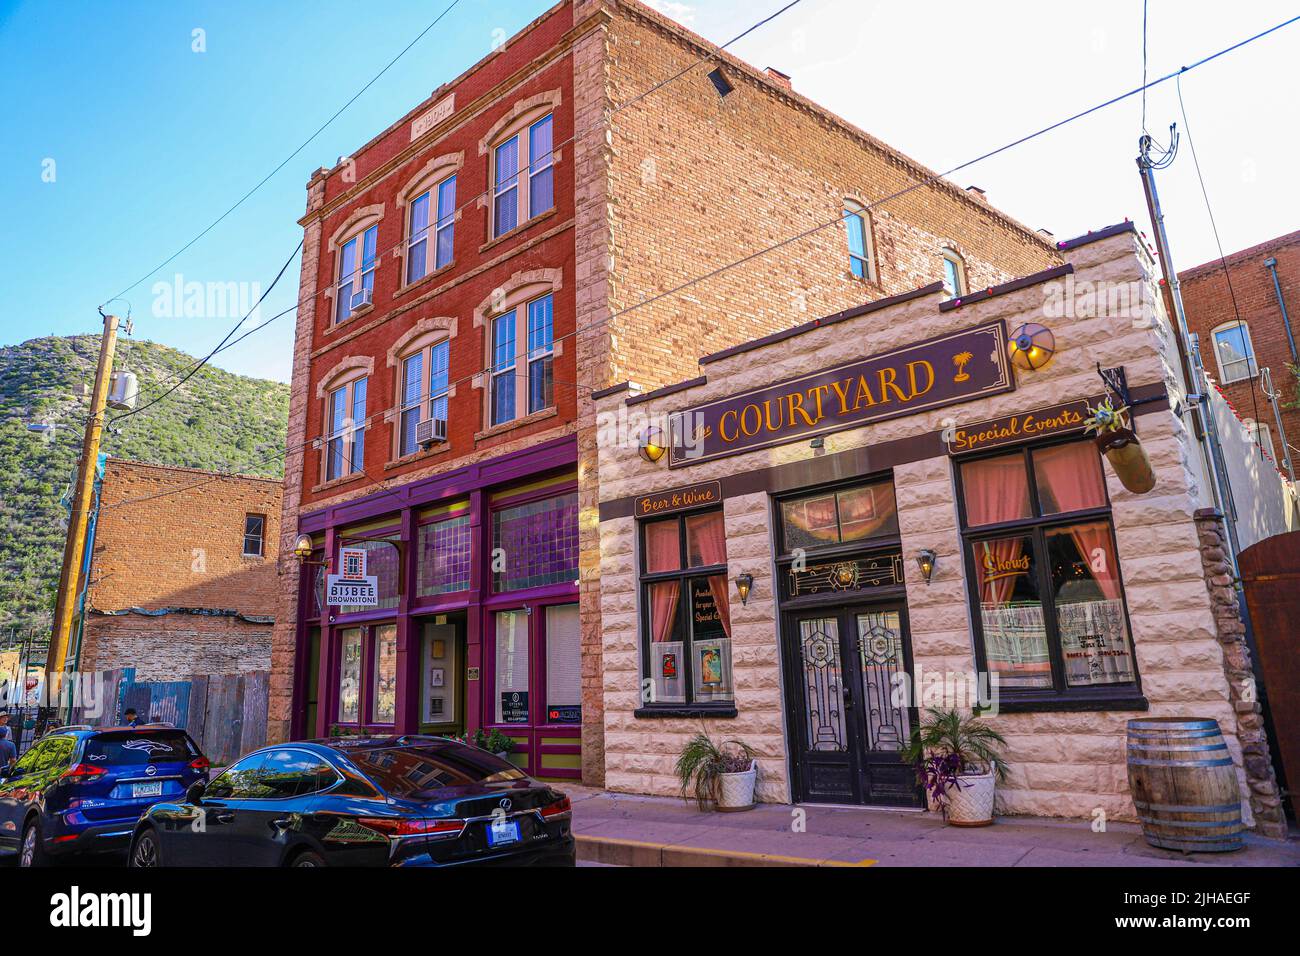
<box><xmin>965</xmin><ymin>185</ymin><xmax>987</xmax><ymax>202</ymax></box>
<box><xmin>1038</xmin><ymin>228</ymin><xmax>1055</xmax><ymax>238</ymax></box>
<box><xmin>765</xmin><ymin>67</ymin><xmax>792</xmax><ymax>90</ymax></box>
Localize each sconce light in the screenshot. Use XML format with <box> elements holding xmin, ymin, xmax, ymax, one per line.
<box><xmin>638</xmin><ymin>426</ymin><xmax>668</xmax><ymax>464</ymax></box>
<box><xmin>914</xmin><ymin>549</ymin><xmax>938</xmax><ymax>585</ymax></box>
<box><xmin>735</xmin><ymin>572</ymin><xmax>754</xmax><ymax>606</ymax></box>
<box><xmin>292</xmin><ymin>534</ymin><xmax>326</xmax><ymax>566</ymax></box>
<box><xmin>1008</xmin><ymin>322</ymin><xmax>1056</xmax><ymax>372</ymax></box>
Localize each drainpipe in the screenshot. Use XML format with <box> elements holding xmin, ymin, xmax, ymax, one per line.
<box><xmin>1263</xmin><ymin>256</ymin><xmax>1297</xmax><ymax>363</ymax></box>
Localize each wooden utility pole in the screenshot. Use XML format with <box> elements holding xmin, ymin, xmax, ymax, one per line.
<box><xmin>44</xmin><ymin>312</ymin><xmax>120</xmax><ymax>702</ymax></box>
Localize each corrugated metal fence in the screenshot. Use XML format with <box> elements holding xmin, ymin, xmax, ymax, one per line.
<box><xmin>65</xmin><ymin>668</ymin><xmax>269</xmax><ymax>766</ymax></box>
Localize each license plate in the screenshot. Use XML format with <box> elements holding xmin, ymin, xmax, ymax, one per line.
<box><xmin>486</xmin><ymin>819</ymin><xmax>520</xmax><ymax>847</ymax></box>
<box><xmin>132</xmin><ymin>782</ymin><xmax>163</xmax><ymax>798</ymax></box>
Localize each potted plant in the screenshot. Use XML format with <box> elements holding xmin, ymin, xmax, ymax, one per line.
<box><xmin>446</xmin><ymin>728</ymin><xmax>515</xmax><ymax>758</ymax></box>
<box><xmin>675</xmin><ymin>731</ymin><xmax>758</xmax><ymax>812</ymax></box>
<box><xmin>901</xmin><ymin>708</ymin><xmax>1009</xmax><ymax>827</ymax></box>
<box><xmin>1085</xmin><ymin>397</ymin><xmax>1155</xmax><ymax>494</ymax></box>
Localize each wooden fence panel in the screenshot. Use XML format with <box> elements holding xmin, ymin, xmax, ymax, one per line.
<box><xmin>239</xmin><ymin>671</ymin><xmax>268</xmax><ymax>756</ymax></box>
<box><xmin>186</xmin><ymin>676</ymin><xmax>208</xmax><ymax>752</ymax></box>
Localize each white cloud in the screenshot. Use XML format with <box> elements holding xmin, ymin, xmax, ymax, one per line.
<box><xmin>644</xmin><ymin>1</ymin><xmax>697</xmax><ymax>26</ymax></box>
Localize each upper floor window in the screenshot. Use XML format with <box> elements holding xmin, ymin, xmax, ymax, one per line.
<box><xmin>336</xmin><ymin>224</ymin><xmax>378</xmax><ymax>324</ymax></box>
<box><xmin>490</xmin><ymin>292</ymin><xmax>554</xmax><ymax>427</ymax></box>
<box><xmin>1211</xmin><ymin>320</ymin><xmax>1256</xmax><ymax>383</ymax></box>
<box><xmin>843</xmin><ymin>201</ymin><xmax>875</xmax><ymax>281</ymax></box>
<box><xmin>399</xmin><ymin>340</ymin><xmax>450</xmax><ymax>457</ymax></box>
<box><xmin>940</xmin><ymin>247</ymin><xmax>967</xmax><ymax>299</ymax></box>
<box><xmin>326</xmin><ymin>377</ymin><xmax>367</xmax><ymax>481</ymax></box>
<box><xmin>408</xmin><ymin>176</ymin><xmax>456</xmax><ymax>283</ymax></box>
<box><xmin>1245</xmin><ymin>419</ymin><xmax>1276</xmax><ymax>464</ymax></box>
<box><xmin>493</xmin><ymin>114</ymin><xmax>554</xmax><ymax>238</ymax></box>
<box><xmin>242</xmin><ymin>513</ymin><xmax>266</xmax><ymax>557</ymax></box>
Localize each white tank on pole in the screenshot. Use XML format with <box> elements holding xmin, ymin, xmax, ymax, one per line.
<box><xmin>107</xmin><ymin>370</ymin><xmax>138</xmax><ymax>411</ymax></box>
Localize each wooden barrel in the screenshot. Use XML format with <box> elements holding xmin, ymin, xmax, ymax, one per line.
<box><xmin>1126</xmin><ymin>718</ymin><xmax>1244</xmax><ymax>852</ymax></box>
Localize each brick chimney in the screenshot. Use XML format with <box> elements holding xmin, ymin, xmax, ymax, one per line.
<box><xmin>965</xmin><ymin>185</ymin><xmax>988</xmax><ymax>202</ymax></box>
<box><xmin>765</xmin><ymin>67</ymin><xmax>792</xmax><ymax>90</ymax></box>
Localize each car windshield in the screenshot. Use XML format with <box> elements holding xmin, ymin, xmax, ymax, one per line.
<box><xmin>344</xmin><ymin>742</ymin><xmax>525</xmax><ymax>798</ymax></box>
<box><xmin>83</xmin><ymin>731</ymin><xmax>194</xmax><ymax>765</ymax></box>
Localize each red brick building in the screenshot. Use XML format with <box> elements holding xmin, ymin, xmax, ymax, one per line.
<box><xmin>78</xmin><ymin>460</ymin><xmax>281</xmax><ymax>681</ymax></box>
<box><xmin>270</xmin><ymin>0</ymin><xmax>1061</xmax><ymax>784</ymax></box>
<box><xmin>1181</xmin><ymin>230</ymin><xmax>1300</xmax><ymax>478</ymax></box>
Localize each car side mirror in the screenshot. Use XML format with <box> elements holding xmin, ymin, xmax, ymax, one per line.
<box><xmin>185</xmin><ymin>781</ymin><xmax>206</xmax><ymax>805</ymax></box>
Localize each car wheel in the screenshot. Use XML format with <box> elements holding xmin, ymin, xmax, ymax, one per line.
<box><xmin>19</xmin><ymin>819</ymin><xmax>47</xmax><ymax>868</ymax></box>
<box><xmin>129</xmin><ymin>828</ymin><xmax>161</xmax><ymax>868</ymax></box>
<box><xmin>289</xmin><ymin>849</ymin><xmax>325</xmax><ymax>868</ymax></box>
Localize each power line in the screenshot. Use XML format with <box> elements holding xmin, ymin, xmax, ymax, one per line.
<box><xmin>111</xmin><ymin>240</ymin><xmax>302</xmax><ymax>423</ymax></box>
<box><xmin>1174</xmin><ymin>72</ymin><xmax>1269</xmax><ymax>462</ymax></box>
<box><xmin>103</xmin><ymin>0</ymin><xmax>465</xmax><ymax>305</ymax></box>
<box><xmin>305</xmin><ymin>0</ymin><xmax>807</xmax><ymax>313</ymax></box>
<box><xmin>92</xmin><ymin>10</ymin><xmax>1300</xmax><ymax>512</ymax></box>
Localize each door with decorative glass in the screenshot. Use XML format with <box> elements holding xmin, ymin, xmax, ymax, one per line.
<box><xmin>785</xmin><ymin>601</ymin><xmax>920</xmax><ymax>806</ymax></box>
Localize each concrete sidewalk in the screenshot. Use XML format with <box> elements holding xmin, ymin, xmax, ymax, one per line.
<box><xmin>568</xmin><ymin>787</ymin><xmax>1299</xmax><ymax>867</ymax></box>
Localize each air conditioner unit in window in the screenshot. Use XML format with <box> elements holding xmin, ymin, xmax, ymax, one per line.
<box><xmin>415</xmin><ymin>417</ymin><xmax>448</xmax><ymax>448</ymax></box>
<box><xmin>350</xmin><ymin>287</ymin><xmax>373</xmax><ymax>310</ymax></box>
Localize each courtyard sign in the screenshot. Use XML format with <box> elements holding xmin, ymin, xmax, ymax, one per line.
<box><xmin>668</xmin><ymin>321</ymin><xmax>1013</xmax><ymax>467</ymax></box>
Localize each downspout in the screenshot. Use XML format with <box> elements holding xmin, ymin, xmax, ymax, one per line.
<box><xmin>1263</xmin><ymin>256</ymin><xmax>1297</xmax><ymax>363</ymax></box>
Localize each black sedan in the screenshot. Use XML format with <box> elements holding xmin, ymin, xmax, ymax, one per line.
<box><xmin>127</xmin><ymin>736</ymin><xmax>575</xmax><ymax>867</ymax></box>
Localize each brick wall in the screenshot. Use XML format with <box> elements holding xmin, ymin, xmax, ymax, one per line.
<box><xmin>600</xmin><ymin>0</ymin><xmax>1062</xmax><ymax>393</ymax></box>
<box><xmin>81</xmin><ymin>459</ymin><xmax>281</xmax><ymax>680</ymax></box>
<box><xmin>1181</xmin><ymin>231</ymin><xmax>1300</xmax><ymax>474</ymax></box>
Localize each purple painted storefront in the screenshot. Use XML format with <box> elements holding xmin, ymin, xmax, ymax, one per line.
<box><xmin>291</xmin><ymin>435</ymin><xmax>582</xmax><ymax>781</ymax></box>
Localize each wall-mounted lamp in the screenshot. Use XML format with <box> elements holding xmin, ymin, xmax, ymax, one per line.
<box><xmin>293</xmin><ymin>534</ymin><xmax>328</xmax><ymax>566</ymax></box>
<box><xmin>1008</xmin><ymin>322</ymin><xmax>1056</xmax><ymax>371</ymax></box>
<box><xmin>638</xmin><ymin>426</ymin><xmax>668</xmax><ymax>464</ymax></box>
<box><xmin>914</xmin><ymin>549</ymin><xmax>938</xmax><ymax>585</ymax></box>
<box><xmin>735</xmin><ymin>572</ymin><xmax>754</xmax><ymax>606</ymax></box>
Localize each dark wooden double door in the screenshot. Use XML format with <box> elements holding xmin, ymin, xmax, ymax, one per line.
<box><xmin>783</xmin><ymin>601</ymin><xmax>922</xmax><ymax>807</ymax></box>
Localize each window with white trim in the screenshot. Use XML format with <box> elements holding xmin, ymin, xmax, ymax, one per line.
<box><xmin>843</xmin><ymin>201</ymin><xmax>875</xmax><ymax>280</ymax></box>
<box><xmin>490</xmin><ymin>292</ymin><xmax>554</xmax><ymax>427</ymax></box>
<box><xmin>492</xmin><ymin>114</ymin><xmax>554</xmax><ymax>238</ymax></box>
<box><xmin>407</xmin><ymin>176</ymin><xmax>456</xmax><ymax>283</ymax></box>
<box><xmin>335</xmin><ymin>225</ymin><xmax>378</xmax><ymax>324</ymax></box>
<box><xmin>1244</xmin><ymin>419</ymin><xmax>1276</xmax><ymax>464</ymax></box>
<box><xmin>1211</xmin><ymin>320</ymin><xmax>1256</xmax><ymax>384</ymax></box>
<box><xmin>398</xmin><ymin>340</ymin><xmax>450</xmax><ymax>457</ymax></box>
<box><xmin>941</xmin><ymin>248</ymin><xmax>967</xmax><ymax>299</ymax></box>
<box><xmin>325</xmin><ymin>377</ymin><xmax>367</xmax><ymax>481</ymax></box>
<box><xmin>242</xmin><ymin>513</ymin><xmax>265</xmax><ymax>557</ymax></box>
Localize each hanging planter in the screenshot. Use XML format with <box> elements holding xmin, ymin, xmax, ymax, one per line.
<box><xmin>1085</xmin><ymin>398</ymin><xmax>1156</xmax><ymax>494</ymax></box>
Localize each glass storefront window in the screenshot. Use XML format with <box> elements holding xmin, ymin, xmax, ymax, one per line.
<box><xmin>1032</xmin><ymin>442</ymin><xmax>1108</xmax><ymax>516</ymax></box>
<box><xmin>781</xmin><ymin>479</ymin><xmax>898</xmax><ymax>552</ymax></box>
<box><xmin>417</xmin><ymin>513</ymin><xmax>472</xmax><ymax>596</ymax></box>
<box><xmin>372</xmin><ymin>624</ymin><xmax>397</xmax><ymax>723</ymax></box>
<box><xmin>495</xmin><ymin>609</ymin><xmax>530</xmax><ymax>724</ymax></box>
<box><xmin>640</xmin><ymin>509</ymin><xmax>732</xmax><ymax>708</ymax></box>
<box><xmin>970</xmin><ymin>535</ymin><xmax>1052</xmax><ymax>689</ymax></box>
<box><xmin>338</xmin><ymin>538</ymin><xmax>400</xmax><ymax>614</ymax></box>
<box><xmin>545</xmin><ymin>604</ymin><xmax>581</xmax><ymax>723</ymax></box>
<box><xmin>492</xmin><ymin>492</ymin><xmax>579</xmax><ymax>591</ymax></box>
<box><xmin>338</xmin><ymin>628</ymin><xmax>362</xmax><ymax>723</ymax></box>
<box><xmin>1046</xmin><ymin>523</ymin><xmax>1135</xmax><ymax>686</ymax></box>
<box><xmin>961</xmin><ymin>452</ymin><xmax>1033</xmax><ymax>527</ymax></box>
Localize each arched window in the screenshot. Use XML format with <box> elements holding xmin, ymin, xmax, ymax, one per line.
<box><xmin>843</xmin><ymin>201</ymin><xmax>875</xmax><ymax>280</ymax></box>
<box><xmin>940</xmin><ymin>247</ymin><xmax>967</xmax><ymax>299</ymax></box>
<box><xmin>327</xmin><ymin>205</ymin><xmax>383</xmax><ymax>325</ymax></box>
<box><xmin>475</xmin><ymin>271</ymin><xmax>562</xmax><ymax>430</ymax></box>
<box><xmin>397</xmin><ymin>152</ymin><xmax>462</xmax><ymax>286</ymax></box>
<box><xmin>316</xmin><ymin>357</ymin><xmax>373</xmax><ymax>483</ymax></box>
<box><xmin>1210</xmin><ymin>320</ymin><xmax>1256</xmax><ymax>384</ymax></box>
<box><xmin>484</xmin><ymin>93</ymin><xmax>560</xmax><ymax>239</ymax></box>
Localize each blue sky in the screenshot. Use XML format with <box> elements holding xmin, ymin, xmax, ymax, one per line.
<box><xmin>3</xmin><ymin>0</ymin><xmax>1299</xmax><ymax>384</ymax></box>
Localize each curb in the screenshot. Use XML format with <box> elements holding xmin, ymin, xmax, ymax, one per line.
<box><xmin>576</xmin><ymin>834</ymin><xmax>876</xmax><ymax>868</ymax></box>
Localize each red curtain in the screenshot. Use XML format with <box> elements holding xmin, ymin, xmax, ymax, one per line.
<box><xmin>686</xmin><ymin>512</ymin><xmax>726</xmax><ymax>566</ymax></box>
<box><xmin>649</xmin><ymin>582</ymin><xmax>681</xmax><ymax>643</ymax></box>
<box><xmin>645</xmin><ymin>520</ymin><xmax>680</xmax><ymax>573</ymax></box>
<box><xmin>706</xmin><ymin>574</ymin><xmax>732</xmax><ymax>638</ymax></box>
<box><xmin>1034</xmin><ymin>444</ymin><xmax>1118</xmax><ymax>601</ymax></box>
<box><xmin>962</xmin><ymin>453</ymin><xmax>1031</xmax><ymax>526</ymax></box>
<box><xmin>974</xmin><ymin>537</ymin><xmax>1026</xmax><ymax>605</ymax></box>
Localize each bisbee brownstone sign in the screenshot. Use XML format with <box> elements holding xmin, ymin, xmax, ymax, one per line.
<box><xmin>668</xmin><ymin>321</ymin><xmax>1014</xmax><ymax>466</ymax></box>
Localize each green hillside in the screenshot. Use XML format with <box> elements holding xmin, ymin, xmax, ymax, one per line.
<box><xmin>0</xmin><ymin>335</ymin><xmax>289</xmax><ymax>630</ymax></box>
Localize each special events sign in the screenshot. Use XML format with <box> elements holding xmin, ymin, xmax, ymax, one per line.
<box><xmin>667</xmin><ymin>321</ymin><xmax>1013</xmax><ymax>467</ymax></box>
<box><xmin>945</xmin><ymin>399</ymin><xmax>1090</xmax><ymax>455</ymax></box>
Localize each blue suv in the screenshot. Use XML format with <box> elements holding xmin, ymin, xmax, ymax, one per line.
<box><xmin>0</xmin><ymin>725</ymin><xmax>210</xmax><ymax>866</ymax></box>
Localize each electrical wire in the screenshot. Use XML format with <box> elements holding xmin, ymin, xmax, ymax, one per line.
<box><xmin>95</xmin><ymin>10</ymin><xmax>1300</xmax><ymax>512</ymax></box>
<box><xmin>1175</xmin><ymin>71</ymin><xmax>1269</xmax><ymax>461</ymax></box>
<box><xmin>102</xmin><ymin>0</ymin><xmax>465</xmax><ymax>305</ymax></box>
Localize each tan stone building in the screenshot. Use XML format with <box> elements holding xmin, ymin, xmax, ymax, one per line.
<box><xmin>269</xmin><ymin>0</ymin><xmax>1060</xmax><ymax>787</ymax></box>
<box><xmin>78</xmin><ymin>459</ymin><xmax>281</xmax><ymax>681</ymax></box>
<box><xmin>594</xmin><ymin>224</ymin><xmax>1285</xmax><ymax>834</ymax></box>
